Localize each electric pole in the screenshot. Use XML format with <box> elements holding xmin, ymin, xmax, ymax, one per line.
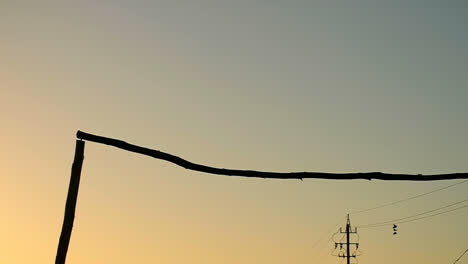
<box><xmin>335</xmin><ymin>214</ymin><xmax>359</xmax><ymax>264</ymax></box>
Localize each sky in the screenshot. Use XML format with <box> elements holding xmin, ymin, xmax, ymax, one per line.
<box><xmin>1</xmin><ymin>1</ymin><xmax>467</xmax><ymax>263</ymax></box>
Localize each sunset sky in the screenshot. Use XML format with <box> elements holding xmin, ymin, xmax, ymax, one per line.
<box><xmin>1</xmin><ymin>1</ymin><xmax>467</xmax><ymax>264</ymax></box>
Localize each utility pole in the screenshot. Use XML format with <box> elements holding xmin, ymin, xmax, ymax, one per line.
<box><xmin>335</xmin><ymin>214</ymin><xmax>359</xmax><ymax>264</ymax></box>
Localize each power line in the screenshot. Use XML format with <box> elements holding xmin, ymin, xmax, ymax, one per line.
<box><xmin>312</xmin><ymin>235</ymin><xmax>340</xmax><ymax>264</ymax></box>
<box><xmin>309</xmin><ymin>216</ymin><xmax>347</xmax><ymax>264</ymax></box>
<box><xmin>357</xmin><ymin>198</ymin><xmax>468</xmax><ymax>228</ymax></box>
<box><xmin>453</xmin><ymin>249</ymin><xmax>468</xmax><ymax>264</ymax></box>
<box><xmin>369</xmin><ymin>205</ymin><xmax>467</xmax><ymax>227</ymax></box>
<box><xmin>359</xmin><ymin>204</ymin><xmax>468</xmax><ymax>228</ymax></box>
<box><xmin>351</xmin><ymin>179</ymin><xmax>468</xmax><ymax>214</ymax></box>
<box><xmin>310</xmin><ymin>215</ymin><xmax>346</xmax><ymax>250</ymax></box>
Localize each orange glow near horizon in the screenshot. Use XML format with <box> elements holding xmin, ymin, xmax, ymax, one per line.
<box><xmin>1</xmin><ymin>2</ymin><xmax>467</xmax><ymax>264</ymax></box>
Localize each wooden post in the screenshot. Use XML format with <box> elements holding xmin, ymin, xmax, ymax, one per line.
<box><xmin>76</xmin><ymin>130</ymin><xmax>468</xmax><ymax>181</ymax></box>
<box><xmin>56</xmin><ymin>140</ymin><xmax>85</xmax><ymax>264</ymax></box>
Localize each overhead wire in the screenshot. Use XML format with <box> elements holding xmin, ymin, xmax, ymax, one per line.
<box><xmin>358</xmin><ymin>204</ymin><xmax>468</xmax><ymax>228</ymax></box>
<box><xmin>338</xmin><ymin>256</ymin><xmax>345</xmax><ymax>264</ymax></box>
<box><xmin>453</xmin><ymin>249</ymin><xmax>468</xmax><ymax>264</ymax></box>
<box><xmin>310</xmin><ymin>215</ymin><xmax>346</xmax><ymax>250</ymax></box>
<box><xmin>310</xmin><ymin>215</ymin><xmax>347</xmax><ymax>264</ymax></box>
<box><xmin>351</xmin><ymin>179</ymin><xmax>468</xmax><ymax>214</ymax></box>
<box><xmin>357</xmin><ymin>198</ymin><xmax>468</xmax><ymax>228</ymax></box>
<box><xmin>314</xmin><ymin>181</ymin><xmax>467</xmax><ymax>261</ymax></box>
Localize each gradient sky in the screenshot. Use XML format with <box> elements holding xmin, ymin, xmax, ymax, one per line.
<box><xmin>1</xmin><ymin>1</ymin><xmax>467</xmax><ymax>264</ymax></box>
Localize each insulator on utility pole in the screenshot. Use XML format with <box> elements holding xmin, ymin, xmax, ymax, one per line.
<box><xmin>334</xmin><ymin>214</ymin><xmax>360</xmax><ymax>264</ymax></box>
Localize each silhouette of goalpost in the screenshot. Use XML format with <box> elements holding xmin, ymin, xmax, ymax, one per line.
<box><xmin>55</xmin><ymin>130</ymin><xmax>468</xmax><ymax>264</ymax></box>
